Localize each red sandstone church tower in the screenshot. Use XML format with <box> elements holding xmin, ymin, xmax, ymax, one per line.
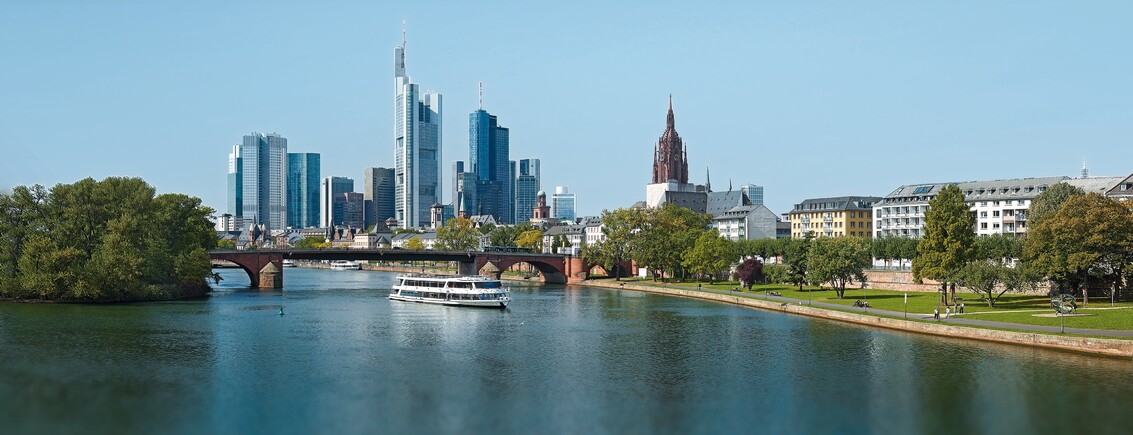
<box><xmin>652</xmin><ymin>96</ymin><xmax>689</xmax><ymax>184</ymax></box>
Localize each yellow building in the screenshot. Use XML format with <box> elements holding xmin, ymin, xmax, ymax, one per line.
<box><xmin>788</xmin><ymin>196</ymin><xmax>881</xmax><ymax>239</ymax></box>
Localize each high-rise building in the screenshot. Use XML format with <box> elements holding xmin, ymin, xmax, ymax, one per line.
<box><xmin>320</xmin><ymin>176</ymin><xmax>355</xmax><ymax>228</ymax></box>
<box><xmin>469</xmin><ymin>109</ymin><xmax>511</xmax><ymax>223</ymax></box>
<box><xmin>393</xmin><ymin>30</ymin><xmax>442</xmax><ymax>228</ymax></box>
<box><xmin>226</xmin><ymin>144</ymin><xmax>243</xmax><ymax>219</ymax></box>
<box><xmin>519</xmin><ymin>158</ymin><xmax>541</xmax><ymax>192</ymax></box>
<box><xmin>515</xmin><ymin>174</ymin><xmax>538</xmax><ymax>222</ymax></box>
<box><xmin>452</xmin><ymin>161</ymin><xmax>478</xmax><ymax>218</ymax></box>
<box><xmin>740</xmin><ymin>184</ymin><xmax>764</xmax><ymax>205</ymax></box>
<box><xmin>240</xmin><ymin>132</ymin><xmax>288</xmax><ymax>232</ymax></box>
<box><xmin>451</xmin><ymin>161</ymin><xmax>465</xmax><ymax>211</ymax></box>
<box><xmin>287</xmin><ymin>153</ymin><xmax>321</xmax><ymax>228</ymax></box>
<box><xmin>551</xmin><ymin>186</ymin><xmax>576</xmax><ymax>222</ymax></box>
<box><xmin>337</xmin><ymin>192</ymin><xmax>365</xmax><ymax>229</ymax></box>
<box><xmin>363</xmin><ymin>167</ymin><xmax>395</xmax><ymax>229</ymax></box>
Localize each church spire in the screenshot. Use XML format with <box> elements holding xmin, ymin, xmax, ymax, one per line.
<box><xmin>705</xmin><ymin>166</ymin><xmax>711</xmax><ymax>193</ymax></box>
<box><xmin>652</xmin><ymin>96</ymin><xmax>688</xmax><ymax>184</ymax></box>
<box><xmin>666</xmin><ymin>94</ymin><xmax>675</xmax><ymax>130</ymax></box>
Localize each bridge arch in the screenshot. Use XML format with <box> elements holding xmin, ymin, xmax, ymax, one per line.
<box><xmin>209</xmin><ymin>251</ymin><xmax>282</xmax><ymax>289</ymax></box>
<box><xmin>476</xmin><ymin>255</ymin><xmax>569</xmax><ymax>284</ymax></box>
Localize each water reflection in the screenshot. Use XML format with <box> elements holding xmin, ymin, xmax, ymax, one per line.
<box><xmin>1</xmin><ymin>268</ymin><xmax>1132</xmax><ymax>434</ymax></box>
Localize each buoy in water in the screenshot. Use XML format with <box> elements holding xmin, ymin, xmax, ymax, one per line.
<box><xmin>278</xmin><ymin>307</ymin><xmax>285</xmax><ymax>316</ymax></box>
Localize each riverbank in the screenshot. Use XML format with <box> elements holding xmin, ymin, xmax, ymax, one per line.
<box><xmin>0</xmin><ymin>281</ymin><xmax>212</xmax><ymax>303</ymax></box>
<box><xmin>580</xmin><ymin>278</ymin><xmax>1133</xmax><ymax>359</ymax></box>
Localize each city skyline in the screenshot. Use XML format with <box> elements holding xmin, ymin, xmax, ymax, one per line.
<box><xmin>3</xmin><ymin>2</ymin><xmax>1132</xmax><ymax>218</ymax></box>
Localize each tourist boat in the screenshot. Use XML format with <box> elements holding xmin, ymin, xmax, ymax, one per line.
<box><xmin>329</xmin><ymin>260</ymin><xmax>361</xmax><ymax>271</ymax></box>
<box><xmin>282</xmin><ymin>259</ymin><xmax>297</xmax><ymax>268</ymax></box>
<box><xmin>389</xmin><ymin>274</ymin><xmax>511</xmax><ymax>308</ymax></box>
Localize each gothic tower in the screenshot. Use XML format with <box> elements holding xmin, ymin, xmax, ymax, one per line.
<box><xmin>652</xmin><ymin>96</ymin><xmax>689</xmax><ymax>184</ymax></box>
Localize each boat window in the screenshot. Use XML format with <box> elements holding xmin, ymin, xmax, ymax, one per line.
<box><xmin>479</xmin><ymin>282</ymin><xmax>501</xmax><ymax>289</ymax></box>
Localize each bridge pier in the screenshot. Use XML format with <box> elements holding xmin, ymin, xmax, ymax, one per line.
<box><xmin>457</xmin><ymin>260</ymin><xmax>478</xmax><ymax>277</ymax></box>
<box><xmin>211</xmin><ymin>251</ymin><xmax>284</xmax><ymax>289</ymax></box>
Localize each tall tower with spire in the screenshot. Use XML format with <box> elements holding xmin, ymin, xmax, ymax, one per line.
<box><xmin>652</xmin><ymin>96</ymin><xmax>689</xmax><ymax>184</ymax></box>
<box><xmin>393</xmin><ymin>23</ymin><xmax>443</xmax><ymax>228</ymax></box>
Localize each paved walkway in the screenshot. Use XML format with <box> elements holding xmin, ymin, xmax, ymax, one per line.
<box><xmin>612</xmin><ymin>282</ymin><xmax>1133</xmax><ymax>339</ymax></box>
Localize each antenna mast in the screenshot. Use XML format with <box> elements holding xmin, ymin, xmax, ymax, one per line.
<box><xmin>479</xmin><ymin>81</ymin><xmax>483</xmax><ymax>110</ymax></box>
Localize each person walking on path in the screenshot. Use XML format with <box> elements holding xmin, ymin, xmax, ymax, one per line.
<box><xmin>945</xmin><ymin>307</ymin><xmax>951</xmax><ymax>319</ymax></box>
<box><xmin>934</xmin><ymin>308</ymin><xmax>940</xmax><ymax>321</ymax></box>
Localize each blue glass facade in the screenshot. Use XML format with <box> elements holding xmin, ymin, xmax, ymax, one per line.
<box><xmin>287</xmin><ymin>153</ymin><xmax>321</xmax><ymax>228</ymax></box>
<box><xmin>468</xmin><ymin>109</ymin><xmax>511</xmax><ymax>223</ymax></box>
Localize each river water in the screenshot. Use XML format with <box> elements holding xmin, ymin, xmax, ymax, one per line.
<box><xmin>1</xmin><ymin>267</ymin><xmax>1131</xmax><ymax>434</ymax></box>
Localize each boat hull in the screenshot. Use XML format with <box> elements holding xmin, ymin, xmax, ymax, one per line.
<box><xmin>388</xmin><ymin>294</ymin><xmax>509</xmax><ymax>308</ymax></box>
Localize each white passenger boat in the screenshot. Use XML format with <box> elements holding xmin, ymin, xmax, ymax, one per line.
<box><xmin>389</xmin><ymin>274</ymin><xmax>511</xmax><ymax>308</ymax></box>
<box><xmin>329</xmin><ymin>260</ymin><xmax>361</xmax><ymax>271</ymax></box>
<box><xmin>282</xmin><ymin>259</ymin><xmax>297</xmax><ymax>268</ymax></box>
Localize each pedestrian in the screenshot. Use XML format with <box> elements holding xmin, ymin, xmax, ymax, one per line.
<box><xmin>933</xmin><ymin>308</ymin><xmax>939</xmax><ymax>321</ymax></box>
<box><xmin>960</xmin><ymin>302</ymin><xmax>965</xmax><ymax>314</ymax></box>
<box><xmin>945</xmin><ymin>306</ymin><xmax>950</xmax><ymax>319</ymax></box>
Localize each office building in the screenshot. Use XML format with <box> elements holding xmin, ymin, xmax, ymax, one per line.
<box><xmin>519</xmin><ymin>158</ymin><xmax>541</xmax><ymax>192</ymax></box>
<box><xmin>227</xmin><ymin>144</ymin><xmax>242</xmax><ymax>219</ymax></box>
<box><xmin>393</xmin><ymin>30</ymin><xmax>442</xmax><ymax>228</ymax></box>
<box><xmin>551</xmin><ymin>186</ymin><xmax>576</xmax><ymax>222</ymax></box>
<box><xmin>239</xmin><ymin>132</ymin><xmax>288</xmax><ymax>232</ymax></box>
<box><xmin>740</xmin><ymin>184</ymin><xmax>764</xmax><ymax>205</ymax></box>
<box><xmin>287</xmin><ymin>153</ymin><xmax>321</xmax><ymax>228</ymax></box>
<box><xmin>469</xmin><ymin>108</ymin><xmax>512</xmax><ymax>223</ymax></box>
<box><xmin>515</xmin><ymin>174</ymin><xmax>538</xmax><ymax>222</ymax></box>
<box><xmin>336</xmin><ymin>192</ymin><xmax>365</xmax><ymax>229</ymax></box>
<box><xmin>320</xmin><ymin>176</ymin><xmax>355</xmax><ymax>228</ymax></box>
<box><xmin>363</xmin><ymin>167</ymin><xmax>395</xmax><ymax>229</ymax></box>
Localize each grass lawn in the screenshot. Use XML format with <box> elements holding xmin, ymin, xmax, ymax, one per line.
<box><xmin>633</xmin><ymin>278</ymin><xmax>1133</xmax><ymax>330</ymax></box>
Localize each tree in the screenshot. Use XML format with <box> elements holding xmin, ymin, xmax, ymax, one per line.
<box><xmin>913</xmin><ymin>184</ymin><xmax>975</xmax><ymax>304</ymax></box>
<box><xmin>405</xmin><ymin>237</ymin><xmax>426</xmax><ymax>251</ymax></box>
<box><xmin>733</xmin><ymin>258</ymin><xmax>764</xmax><ymax>289</ymax></box>
<box><xmin>682</xmin><ymin>232</ymin><xmax>735</xmax><ymax>282</ymax></box>
<box><xmin>292</xmin><ymin>236</ymin><xmax>324</xmax><ymax>249</ymax></box>
<box><xmin>634</xmin><ymin>203</ymin><xmax>710</xmax><ymax>281</ymax></box>
<box><xmin>1027</xmin><ymin>183</ymin><xmax>1085</xmax><ymax>226</ymax></box>
<box><xmin>782</xmin><ymin>237</ymin><xmax>811</xmax><ymax>290</ymax></box>
<box><xmin>1023</xmin><ymin>193</ymin><xmax>1133</xmax><ymax>303</ymax></box>
<box><xmin>599</xmin><ymin>207</ymin><xmax>647</xmax><ymax>281</ymax></box>
<box><xmin>514</xmin><ymin>228</ymin><xmax>544</xmax><ymax>252</ymax></box>
<box><xmin>435</xmin><ymin>217</ymin><xmax>480</xmax><ymax>251</ymax></box>
<box><xmin>216</xmin><ymin>239</ymin><xmax>237</xmax><ymax>250</ymax></box>
<box><xmin>488</xmin><ymin>222</ymin><xmax>532</xmax><ymax>248</ymax></box>
<box><xmin>808</xmin><ymin>237</ymin><xmax>872</xmax><ymax>298</ymax></box>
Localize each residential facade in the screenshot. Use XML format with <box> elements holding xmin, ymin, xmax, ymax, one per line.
<box><xmin>1106</xmin><ymin>172</ymin><xmax>1133</xmax><ymax>201</ymax></box>
<box><xmin>712</xmin><ymin>204</ymin><xmax>779</xmax><ymax>241</ymax></box>
<box><xmin>790</xmin><ymin>196</ymin><xmax>881</xmax><ymax>239</ymax></box>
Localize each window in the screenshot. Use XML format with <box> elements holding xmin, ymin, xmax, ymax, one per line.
<box><xmin>980</xmin><ymin>211</ymin><xmax>987</xmax><ymax>218</ymax></box>
<box><xmin>993</xmin><ymin>211</ymin><xmax>1000</xmax><ymax>217</ymax></box>
<box><xmin>980</xmin><ymin>223</ymin><xmax>988</xmax><ymax>229</ymax></box>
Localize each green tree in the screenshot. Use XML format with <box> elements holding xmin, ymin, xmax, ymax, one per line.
<box><xmin>733</xmin><ymin>258</ymin><xmax>764</xmax><ymax>289</ymax></box>
<box><xmin>515</xmin><ymin>229</ymin><xmax>544</xmax><ymax>252</ymax></box>
<box><xmin>435</xmin><ymin>217</ymin><xmax>481</xmax><ymax>251</ymax></box>
<box><xmin>808</xmin><ymin>237</ymin><xmax>872</xmax><ymax>298</ymax></box>
<box><xmin>1023</xmin><ymin>193</ymin><xmax>1133</xmax><ymax>302</ymax></box>
<box><xmin>682</xmin><ymin>232</ymin><xmax>735</xmax><ymax>282</ymax></box>
<box><xmin>488</xmin><ymin>222</ymin><xmax>532</xmax><ymax>247</ymax></box>
<box><xmin>782</xmin><ymin>237</ymin><xmax>811</xmax><ymax>290</ymax></box>
<box><xmin>216</xmin><ymin>238</ymin><xmax>237</xmax><ymax>250</ymax></box>
<box><xmin>913</xmin><ymin>184</ymin><xmax>975</xmax><ymax>304</ymax></box>
<box><xmin>405</xmin><ymin>237</ymin><xmax>426</xmax><ymax>251</ymax></box>
<box><xmin>599</xmin><ymin>208</ymin><xmax>647</xmax><ymax>281</ymax></box>
<box><xmin>1027</xmin><ymin>183</ymin><xmax>1085</xmax><ymax>226</ymax></box>
<box><xmin>634</xmin><ymin>204</ymin><xmax>710</xmax><ymax>281</ymax></box>
<box><xmin>293</xmin><ymin>236</ymin><xmax>324</xmax><ymax>249</ymax></box>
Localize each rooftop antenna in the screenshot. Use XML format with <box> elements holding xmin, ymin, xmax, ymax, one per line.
<box><xmin>479</xmin><ymin>81</ymin><xmax>483</xmax><ymax>110</ymax></box>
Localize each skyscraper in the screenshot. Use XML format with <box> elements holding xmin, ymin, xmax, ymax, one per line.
<box><xmin>227</xmin><ymin>144</ymin><xmax>243</xmax><ymax>219</ymax></box>
<box><xmin>393</xmin><ymin>29</ymin><xmax>442</xmax><ymax>228</ymax></box>
<box><xmin>515</xmin><ymin>158</ymin><xmax>541</xmax><ymax>222</ymax></box>
<box><xmin>287</xmin><ymin>153</ymin><xmax>321</xmax><ymax>228</ymax></box>
<box><xmin>469</xmin><ymin>108</ymin><xmax>511</xmax><ymax>223</ymax></box>
<box><xmin>337</xmin><ymin>192</ymin><xmax>365</xmax><ymax>229</ymax></box>
<box><xmin>363</xmin><ymin>167</ymin><xmax>395</xmax><ymax>229</ymax></box>
<box><xmin>551</xmin><ymin>186</ymin><xmax>576</xmax><ymax>222</ymax></box>
<box><xmin>320</xmin><ymin>176</ymin><xmax>354</xmax><ymax>228</ymax></box>
<box><xmin>240</xmin><ymin>132</ymin><xmax>288</xmax><ymax>232</ymax></box>
<box><xmin>741</xmin><ymin>184</ymin><xmax>764</xmax><ymax>205</ymax></box>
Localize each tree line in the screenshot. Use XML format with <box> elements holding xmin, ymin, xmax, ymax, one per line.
<box><xmin>0</xmin><ymin>177</ymin><xmax>218</xmax><ymax>301</ymax></box>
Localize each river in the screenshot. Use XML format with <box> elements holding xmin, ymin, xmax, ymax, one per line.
<box><xmin>1</xmin><ymin>267</ymin><xmax>1131</xmax><ymax>434</ymax></box>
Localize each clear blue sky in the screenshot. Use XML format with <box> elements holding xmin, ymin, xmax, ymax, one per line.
<box><xmin>3</xmin><ymin>1</ymin><xmax>1130</xmax><ymax>217</ymax></box>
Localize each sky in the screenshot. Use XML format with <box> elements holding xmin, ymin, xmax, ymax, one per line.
<box><xmin>2</xmin><ymin>1</ymin><xmax>1131</xmax><ymax>218</ymax></box>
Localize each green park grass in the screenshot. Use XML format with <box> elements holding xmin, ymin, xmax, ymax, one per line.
<box><xmin>611</xmin><ymin>277</ymin><xmax>1133</xmax><ymax>331</ymax></box>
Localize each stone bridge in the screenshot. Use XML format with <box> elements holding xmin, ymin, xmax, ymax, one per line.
<box><xmin>209</xmin><ymin>249</ymin><xmax>632</xmax><ymax>289</ymax></box>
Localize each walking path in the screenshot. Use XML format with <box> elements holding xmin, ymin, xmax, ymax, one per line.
<box><xmin>595</xmin><ymin>281</ymin><xmax>1133</xmax><ymax>339</ymax></box>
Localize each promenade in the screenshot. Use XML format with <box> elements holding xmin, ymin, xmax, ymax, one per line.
<box><xmin>580</xmin><ymin>279</ymin><xmax>1133</xmax><ymax>358</ymax></box>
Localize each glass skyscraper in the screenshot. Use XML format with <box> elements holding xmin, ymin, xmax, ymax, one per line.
<box><xmin>240</xmin><ymin>132</ymin><xmax>288</xmax><ymax>232</ymax></box>
<box><xmin>287</xmin><ymin>153</ymin><xmax>321</xmax><ymax>228</ymax></box>
<box><xmin>363</xmin><ymin>167</ymin><xmax>395</xmax><ymax>229</ymax></box>
<box><xmin>393</xmin><ymin>33</ymin><xmax>442</xmax><ymax>228</ymax></box>
<box><xmin>741</xmin><ymin>184</ymin><xmax>764</xmax><ymax>205</ymax></box>
<box><xmin>514</xmin><ymin>158</ymin><xmax>541</xmax><ymax>222</ymax></box>
<box><xmin>320</xmin><ymin>176</ymin><xmax>355</xmax><ymax>227</ymax></box>
<box><xmin>551</xmin><ymin>186</ymin><xmax>576</xmax><ymax>222</ymax></box>
<box><xmin>468</xmin><ymin>109</ymin><xmax>511</xmax><ymax>223</ymax></box>
<box><xmin>227</xmin><ymin>144</ymin><xmax>242</xmax><ymax>219</ymax></box>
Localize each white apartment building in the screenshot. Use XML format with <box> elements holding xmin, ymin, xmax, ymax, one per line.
<box><xmin>874</xmin><ymin>176</ymin><xmax>1123</xmax><ymax>238</ymax></box>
